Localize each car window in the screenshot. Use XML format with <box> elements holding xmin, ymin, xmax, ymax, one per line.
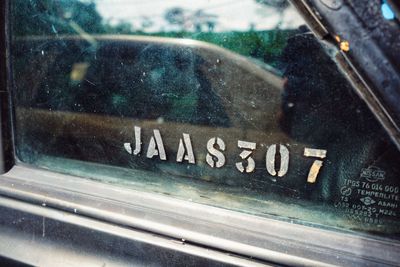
<box><xmin>10</xmin><ymin>0</ymin><xmax>400</xmax><ymax>237</ymax></box>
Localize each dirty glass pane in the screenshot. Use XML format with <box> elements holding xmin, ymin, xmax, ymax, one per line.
<box><xmin>10</xmin><ymin>0</ymin><xmax>400</xmax><ymax>237</ymax></box>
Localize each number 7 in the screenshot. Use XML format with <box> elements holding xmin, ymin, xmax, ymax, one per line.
<box><xmin>303</xmin><ymin>148</ymin><xmax>327</xmax><ymax>183</ymax></box>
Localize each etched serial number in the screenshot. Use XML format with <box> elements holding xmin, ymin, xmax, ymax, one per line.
<box><xmin>124</xmin><ymin>126</ymin><xmax>327</xmax><ymax>183</ymax></box>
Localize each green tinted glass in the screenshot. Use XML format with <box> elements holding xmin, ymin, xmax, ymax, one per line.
<box><xmin>10</xmin><ymin>0</ymin><xmax>400</xmax><ymax>236</ymax></box>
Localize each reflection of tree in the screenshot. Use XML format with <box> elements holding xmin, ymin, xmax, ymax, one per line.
<box><xmin>105</xmin><ymin>21</ymin><xmax>133</xmax><ymax>34</ymax></box>
<box><xmin>13</xmin><ymin>0</ymin><xmax>105</xmax><ymax>35</ymax></box>
<box><xmin>164</xmin><ymin>7</ymin><xmax>217</xmax><ymax>32</ymax></box>
<box><xmin>192</xmin><ymin>10</ymin><xmax>217</xmax><ymax>32</ymax></box>
<box><xmin>13</xmin><ymin>0</ymin><xmax>297</xmax><ymax>72</ymax></box>
<box><xmin>141</xmin><ymin>16</ymin><xmax>154</xmax><ymax>30</ymax></box>
<box><xmin>165</xmin><ymin>8</ymin><xmax>186</xmax><ymax>27</ymax></box>
<box><xmin>13</xmin><ymin>0</ymin><xmax>158</xmax><ymax>36</ymax></box>
<box><xmin>256</xmin><ymin>0</ymin><xmax>289</xmax><ymax>11</ymax></box>
<box><xmin>255</xmin><ymin>0</ymin><xmax>290</xmax><ymax>28</ymax></box>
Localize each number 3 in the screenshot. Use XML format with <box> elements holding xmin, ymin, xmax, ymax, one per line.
<box><xmin>236</xmin><ymin>140</ymin><xmax>256</xmax><ymax>173</ymax></box>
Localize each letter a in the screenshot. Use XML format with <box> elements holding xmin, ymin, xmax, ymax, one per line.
<box><xmin>146</xmin><ymin>129</ymin><xmax>167</xmax><ymax>160</ymax></box>
<box><xmin>176</xmin><ymin>133</ymin><xmax>195</xmax><ymax>164</ymax></box>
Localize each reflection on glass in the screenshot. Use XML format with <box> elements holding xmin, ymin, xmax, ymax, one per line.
<box><xmin>10</xmin><ymin>0</ymin><xmax>400</xmax><ymax>236</ymax></box>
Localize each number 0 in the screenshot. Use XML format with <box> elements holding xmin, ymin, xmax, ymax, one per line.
<box><xmin>266</xmin><ymin>144</ymin><xmax>289</xmax><ymax>177</ymax></box>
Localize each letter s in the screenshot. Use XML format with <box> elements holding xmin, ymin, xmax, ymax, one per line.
<box><xmin>206</xmin><ymin>137</ymin><xmax>226</xmax><ymax>168</ymax></box>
